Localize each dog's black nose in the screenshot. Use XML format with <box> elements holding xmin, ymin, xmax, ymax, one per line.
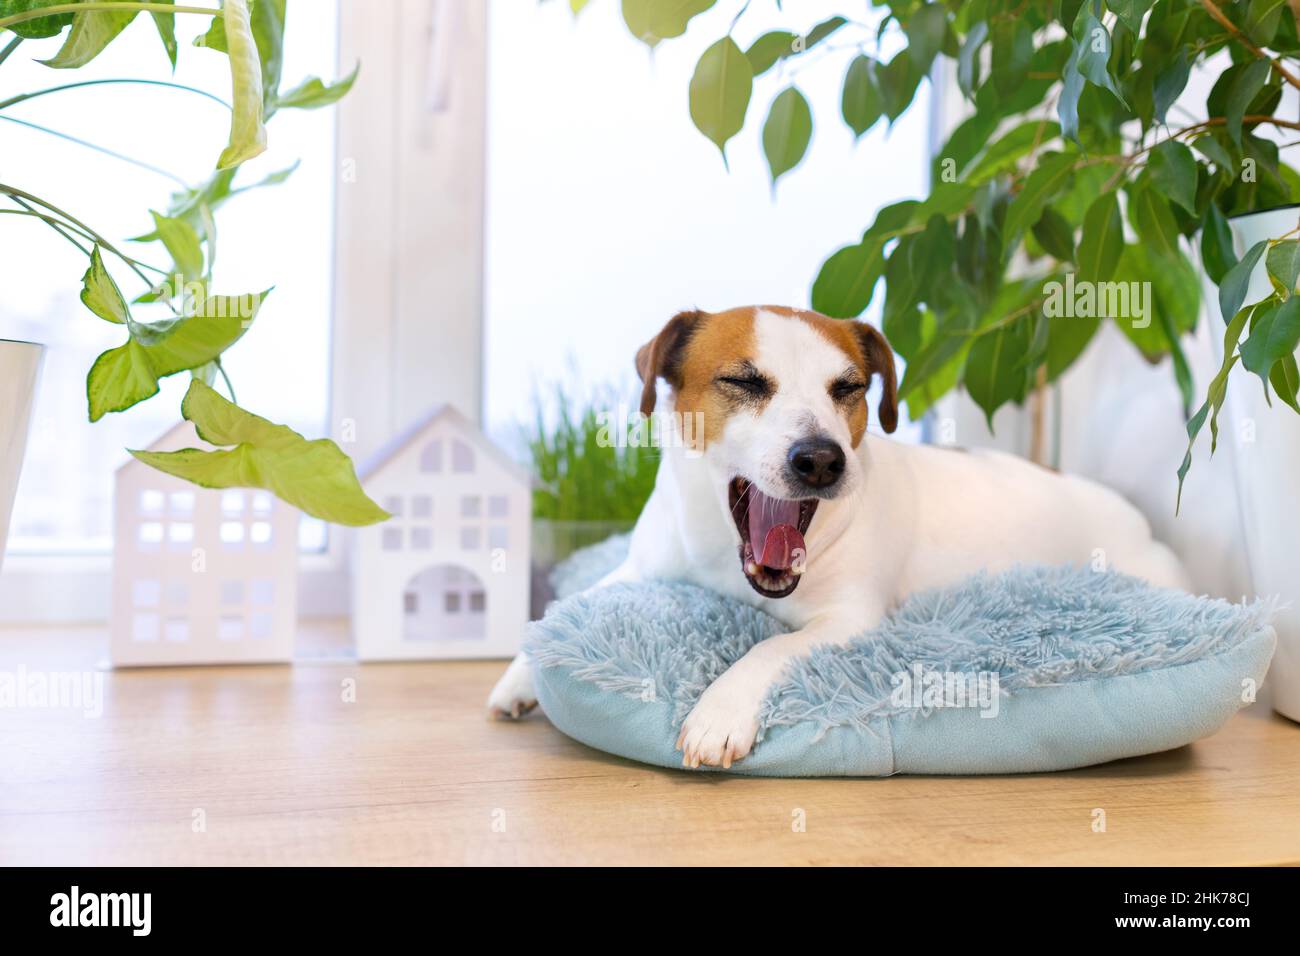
<box><xmin>788</xmin><ymin>438</ymin><xmax>846</xmax><ymax>490</ymax></box>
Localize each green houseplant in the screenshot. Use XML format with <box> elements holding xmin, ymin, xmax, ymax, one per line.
<box><xmin>594</xmin><ymin>0</ymin><xmax>1300</xmax><ymax>503</ymax></box>
<box><xmin>0</xmin><ymin>0</ymin><xmax>383</xmax><ymax>525</ymax></box>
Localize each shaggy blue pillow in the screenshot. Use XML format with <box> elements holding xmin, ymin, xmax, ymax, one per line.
<box><xmin>526</xmin><ymin>540</ymin><xmax>1276</xmax><ymax>776</ymax></box>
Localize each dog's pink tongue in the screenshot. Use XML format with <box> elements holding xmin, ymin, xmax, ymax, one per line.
<box><xmin>748</xmin><ymin>492</ymin><xmax>804</xmax><ymax>570</ymax></box>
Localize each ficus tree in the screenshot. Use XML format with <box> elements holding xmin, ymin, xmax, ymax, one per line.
<box><xmin>593</xmin><ymin>0</ymin><xmax>1300</xmax><ymax>504</ymax></box>
<box><xmin>0</xmin><ymin>0</ymin><xmax>385</xmax><ymax>525</ymax></box>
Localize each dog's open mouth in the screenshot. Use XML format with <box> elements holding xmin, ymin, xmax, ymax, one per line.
<box><xmin>728</xmin><ymin>477</ymin><xmax>819</xmax><ymax>599</ymax></box>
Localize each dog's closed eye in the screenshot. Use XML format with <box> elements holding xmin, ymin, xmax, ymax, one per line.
<box><xmin>716</xmin><ymin>368</ymin><xmax>773</xmax><ymax>399</ymax></box>
<box><xmin>830</xmin><ymin>377</ymin><xmax>867</xmax><ymax>401</ymax></box>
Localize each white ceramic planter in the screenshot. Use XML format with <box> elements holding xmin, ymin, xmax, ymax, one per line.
<box><xmin>1221</xmin><ymin>206</ymin><xmax>1300</xmax><ymax>721</ymax></box>
<box><xmin>0</xmin><ymin>339</ymin><xmax>42</xmax><ymax>574</ymax></box>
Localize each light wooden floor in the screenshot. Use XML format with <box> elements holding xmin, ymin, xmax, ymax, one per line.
<box><xmin>1</xmin><ymin>622</ymin><xmax>1298</xmax><ymax>866</ymax></box>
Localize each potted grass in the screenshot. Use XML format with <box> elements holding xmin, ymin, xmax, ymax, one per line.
<box><xmin>523</xmin><ymin>381</ymin><xmax>658</xmax><ymax>615</ymax></box>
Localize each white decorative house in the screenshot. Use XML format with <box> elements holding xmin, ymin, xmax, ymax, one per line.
<box><xmin>111</xmin><ymin>421</ymin><xmax>299</xmax><ymax>666</ymax></box>
<box><xmin>353</xmin><ymin>405</ymin><xmax>531</xmax><ymax>660</ymax></box>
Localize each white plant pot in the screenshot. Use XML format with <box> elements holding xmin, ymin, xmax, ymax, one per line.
<box><xmin>1222</xmin><ymin>206</ymin><xmax>1300</xmax><ymax>721</ymax></box>
<box><xmin>0</xmin><ymin>339</ymin><xmax>42</xmax><ymax>574</ymax></box>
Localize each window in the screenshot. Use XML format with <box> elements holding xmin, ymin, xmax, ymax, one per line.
<box><xmin>484</xmin><ymin>1</ymin><xmax>928</xmax><ymax>438</ymax></box>
<box><xmin>452</xmin><ymin>440</ymin><xmax>475</xmax><ymax>473</ymax></box>
<box><xmin>420</xmin><ymin>441</ymin><xmax>443</xmax><ymax>473</ymax></box>
<box><xmin>1</xmin><ymin>11</ymin><xmax>340</xmax><ymax>554</ymax></box>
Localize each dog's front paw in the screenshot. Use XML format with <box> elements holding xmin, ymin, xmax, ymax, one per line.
<box><xmin>487</xmin><ymin>653</ymin><xmax>537</xmax><ymax>720</ymax></box>
<box><xmin>676</xmin><ymin>666</ymin><xmax>771</xmax><ymax>769</ymax></box>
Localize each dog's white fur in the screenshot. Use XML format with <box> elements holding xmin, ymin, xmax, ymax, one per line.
<box><xmin>489</xmin><ymin>308</ymin><xmax>1190</xmax><ymax>767</ymax></box>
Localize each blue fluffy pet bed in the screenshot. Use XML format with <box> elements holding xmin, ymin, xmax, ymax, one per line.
<box><xmin>526</xmin><ymin>536</ymin><xmax>1277</xmax><ymax>776</ymax></box>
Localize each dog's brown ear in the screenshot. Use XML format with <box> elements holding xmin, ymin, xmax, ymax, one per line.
<box><xmin>854</xmin><ymin>321</ymin><xmax>898</xmax><ymax>434</ymax></box>
<box><xmin>635</xmin><ymin>310</ymin><xmax>703</xmax><ymax>416</ymax></box>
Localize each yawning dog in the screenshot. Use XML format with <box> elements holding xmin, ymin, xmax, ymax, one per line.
<box><xmin>489</xmin><ymin>305</ymin><xmax>1190</xmax><ymax>768</ymax></box>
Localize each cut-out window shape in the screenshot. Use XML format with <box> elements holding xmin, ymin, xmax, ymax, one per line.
<box><xmin>139</xmin><ymin>490</ymin><xmax>165</xmax><ymax>515</ymax></box>
<box><xmin>132</xmin><ymin>613</ymin><xmax>160</xmax><ymax>642</ymax></box>
<box><xmin>382</xmin><ymin>527</ymin><xmax>402</xmax><ymax>551</ymax></box>
<box><xmin>138</xmin><ymin>522</ymin><xmax>164</xmax><ymax>549</ymax></box>
<box><xmin>460</xmin><ymin>526</ymin><xmax>480</xmax><ymax>550</ymax></box>
<box><xmin>164</xmin><ymin>618</ymin><xmax>190</xmax><ymax>642</ymax></box>
<box><xmin>452</xmin><ymin>439</ymin><xmax>475</xmax><ymax>473</ymax></box>
<box><xmin>461</xmin><ymin>495</ymin><xmax>480</xmax><ymax>518</ymax></box>
<box><xmin>411</xmin><ymin>527</ymin><xmax>432</xmax><ymax>550</ymax></box>
<box><xmin>167</xmin><ymin>580</ymin><xmax>189</xmax><ymax>606</ymax></box>
<box><xmin>401</xmin><ymin>564</ymin><xmax>487</xmax><ymax>642</ymax></box>
<box><xmin>220</xmin><ymin>522</ymin><xmax>245</xmax><ymax>547</ymax></box>
<box><xmin>420</xmin><ymin>440</ymin><xmax>443</xmax><ymax>473</ymax></box>
<box><xmin>250</xmin><ymin>579</ymin><xmax>275</xmax><ymax>606</ymax></box>
<box><xmin>384</xmin><ymin>495</ymin><xmax>404</xmax><ymax>517</ymax></box>
<box><xmin>168</xmin><ymin>522</ymin><xmax>194</xmax><ymax>549</ymax></box>
<box><xmin>221</xmin><ymin>580</ymin><xmax>244</xmax><ymax>606</ymax></box>
<box><xmin>218</xmin><ymin>616</ymin><xmax>244</xmax><ymax>641</ymax></box>
<box><xmin>249</xmin><ymin>612</ymin><xmax>273</xmax><ymax>640</ymax></box>
<box><xmin>412</xmin><ymin>495</ymin><xmax>432</xmax><ymax>518</ymax></box>
<box><xmin>251</xmin><ymin>491</ymin><xmax>273</xmax><ymax>515</ymax></box>
<box><xmin>133</xmin><ymin>579</ymin><xmax>161</xmax><ymax>608</ymax></box>
<box><xmin>221</xmin><ymin>490</ymin><xmax>245</xmax><ymax>516</ymax></box>
<box><xmin>488</xmin><ymin>495</ymin><xmax>509</xmax><ymax>518</ymax></box>
<box><xmin>468</xmin><ymin>591</ymin><xmax>486</xmax><ymax>613</ymax></box>
<box><xmin>250</xmin><ymin>522</ymin><xmax>273</xmax><ymax>547</ymax></box>
<box><xmin>169</xmin><ymin>491</ymin><xmax>195</xmax><ymax>515</ymax></box>
<box><xmin>487</xmin><ymin>526</ymin><xmax>508</xmax><ymax>550</ymax></box>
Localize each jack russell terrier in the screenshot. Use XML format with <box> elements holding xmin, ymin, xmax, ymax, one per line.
<box><xmin>489</xmin><ymin>305</ymin><xmax>1190</xmax><ymax>768</ymax></box>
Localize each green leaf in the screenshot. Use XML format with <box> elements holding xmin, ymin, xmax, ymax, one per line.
<box><xmin>149</xmin><ymin>0</ymin><xmax>176</xmax><ymax>68</ymax></box>
<box><xmin>131</xmin><ymin>379</ymin><xmax>389</xmax><ymax>526</ymax></box>
<box><xmin>251</xmin><ymin>0</ymin><xmax>286</xmax><ymax>114</ymax></box>
<box><xmin>1219</xmin><ymin>240</ymin><xmax>1268</xmax><ymax>322</ymax></box>
<box><xmin>1241</xmin><ymin>295</ymin><xmax>1300</xmax><ymax>388</ymax></box>
<box><xmin>904</xmin><ymin>3</ymin><xmax>947</xmax><ymax>77</ymax></box>
<box><xmin>1057</xmin><ymin>40</ymin><xmax>1085</xmax><ymax>143</ymax></box>
<box><xmin>1245</xmin><ymin>0</ymin><xmax>1286</xmax><ymax>46</ymax></box>
<box><xmin>79</xmin><ymin>246</ymin><xmax>129</xmax><ymax>324</ymax></box>
<box><xmin>956</xmin><ymin>19</ymin><xmax>987</xmax><ymax>99</ymax></box>
<box><xmin>965</xmin><ymin>121</ymin><xmax>1061</xmax><ymax>183</ymax></box>
<box><xmin>86</xmin><ymin>289</ymin><xmax>268</xmax><ymax>421</ymax></box>
<box><xmin>841</xmin><ymin>55</ymin><xmax>882</xmax><ymax>139</ymax></box>
<box><xmin>877</xmin><ymin>49</ymin><xmax>919</xmax><ymax>121</ymax></box>
<box><xmin>1270</xmin><ymin>352</ymin><xmax>1300</xmax><ymax>412</ymax></box>
<box><xmin>745</xmin><ymin>31</ymin><xmax>795</xmax><ymax>76</ymax></box>
<box><xmin>621</xmin><ymin>0</ymin><xmax>715</xmax><ymax>47</ymax></box>
<box><xmin>990</xmin><ymin>18</ymin><xmax>1033</xmax><ymax>97</ymax></box>
<box><xmin>811</xmin><ymin>239</ymin><xmax>884</xmax><ymax>318</ymax></box>
<box><xmin>1031</xmin><ymin>206</ymin><xmax>1075</xmax><ymax>262</ymax></box>
<box><xmin>1129</xmin><ymin>186</ymin><xmax>1181</xmax><ymax>259</ymax></box>
<box><xmin>1176</xmin><ymin>304</ymin><xmax>1253</xmax><ymax>510</ymax></box>
<box><xmin>1002</xmin><ymin>153</ymin><xmax>1077</xmax><ymax>249</ymax></box>
<box><xmin>39</xmin><ymin>1</ymin><xmax>137</xmax><ymax>68</ymax></box>
<box><xmin>1226</xmin><ymin>58</ymin><xmax>1271</xmax><ymax>146</ymax></box>
<box><xmin>803</xmin><ymin>16</ymin><xmax>846</xmax><ymax>49</ymax></box>
<box><xmin>1266</xmin><ymin>239</ymin><xmax>1300</xmax><ymax>296</ymax></box>
<box><xmin>965</xmin><ymin>314</ymin><xmax>1034</xmax><ymax>429</ymax></box>
<box><xmin>0</xmin><ymin>0</ymin><xmax>72</xmax><ymax>39</ymax></box>
<box><xmin>1072</xmin><ymin>13</ymin><xmax>1127</xmax><ymax>106</ymax></box>
<box><xmin>1147</xmin><ymin>140</ymin><xmax>1198</xmax><ymax>214</ymax></box>
<box><xmin>1152</xmin><ymin>50</ymin><xmax>1190</xmax><ymax>125</ymax></box>
<box><xmin>1109</xmin><ymin>0</ymin><xmax>1155</xmax><ymax>34</ymax></box>
<box><xmin>217</xmin><ymin>0</ymin><xmax>268</xmax><ymax>169</ymax></box>
<box><xmin>761</xmin><ymin>87</ymin><xmax>811</xmax><ymax>186</ymax></box>
<box><xmin>688</xmin><ymin>37</ymin><xmax>752</xmax><ymax>158</ymax></box>
<box><xmin>1077</xmin><ymin>193</ymin><xmax>1123</xmax><ymax>284</ymax></box>
<box><xmin>1201</xmin><ymin>204</ymin><xmax>1237</xmax><ymax>286</ymax></box>
<box><xmin>149</xmin><ymin>211</ymin><xmax>204</xmax><ymax>283</ymax></box>
<box><xmin>274</xmin><ymin>62</ymin><xmax>359</xmax><ymax>110</ymax></box>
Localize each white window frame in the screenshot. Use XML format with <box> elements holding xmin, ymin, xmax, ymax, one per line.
<box><xmin>0</xmin><ymin>0</ymin><xmax>487</xmax><ymax>624</ymax></box>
